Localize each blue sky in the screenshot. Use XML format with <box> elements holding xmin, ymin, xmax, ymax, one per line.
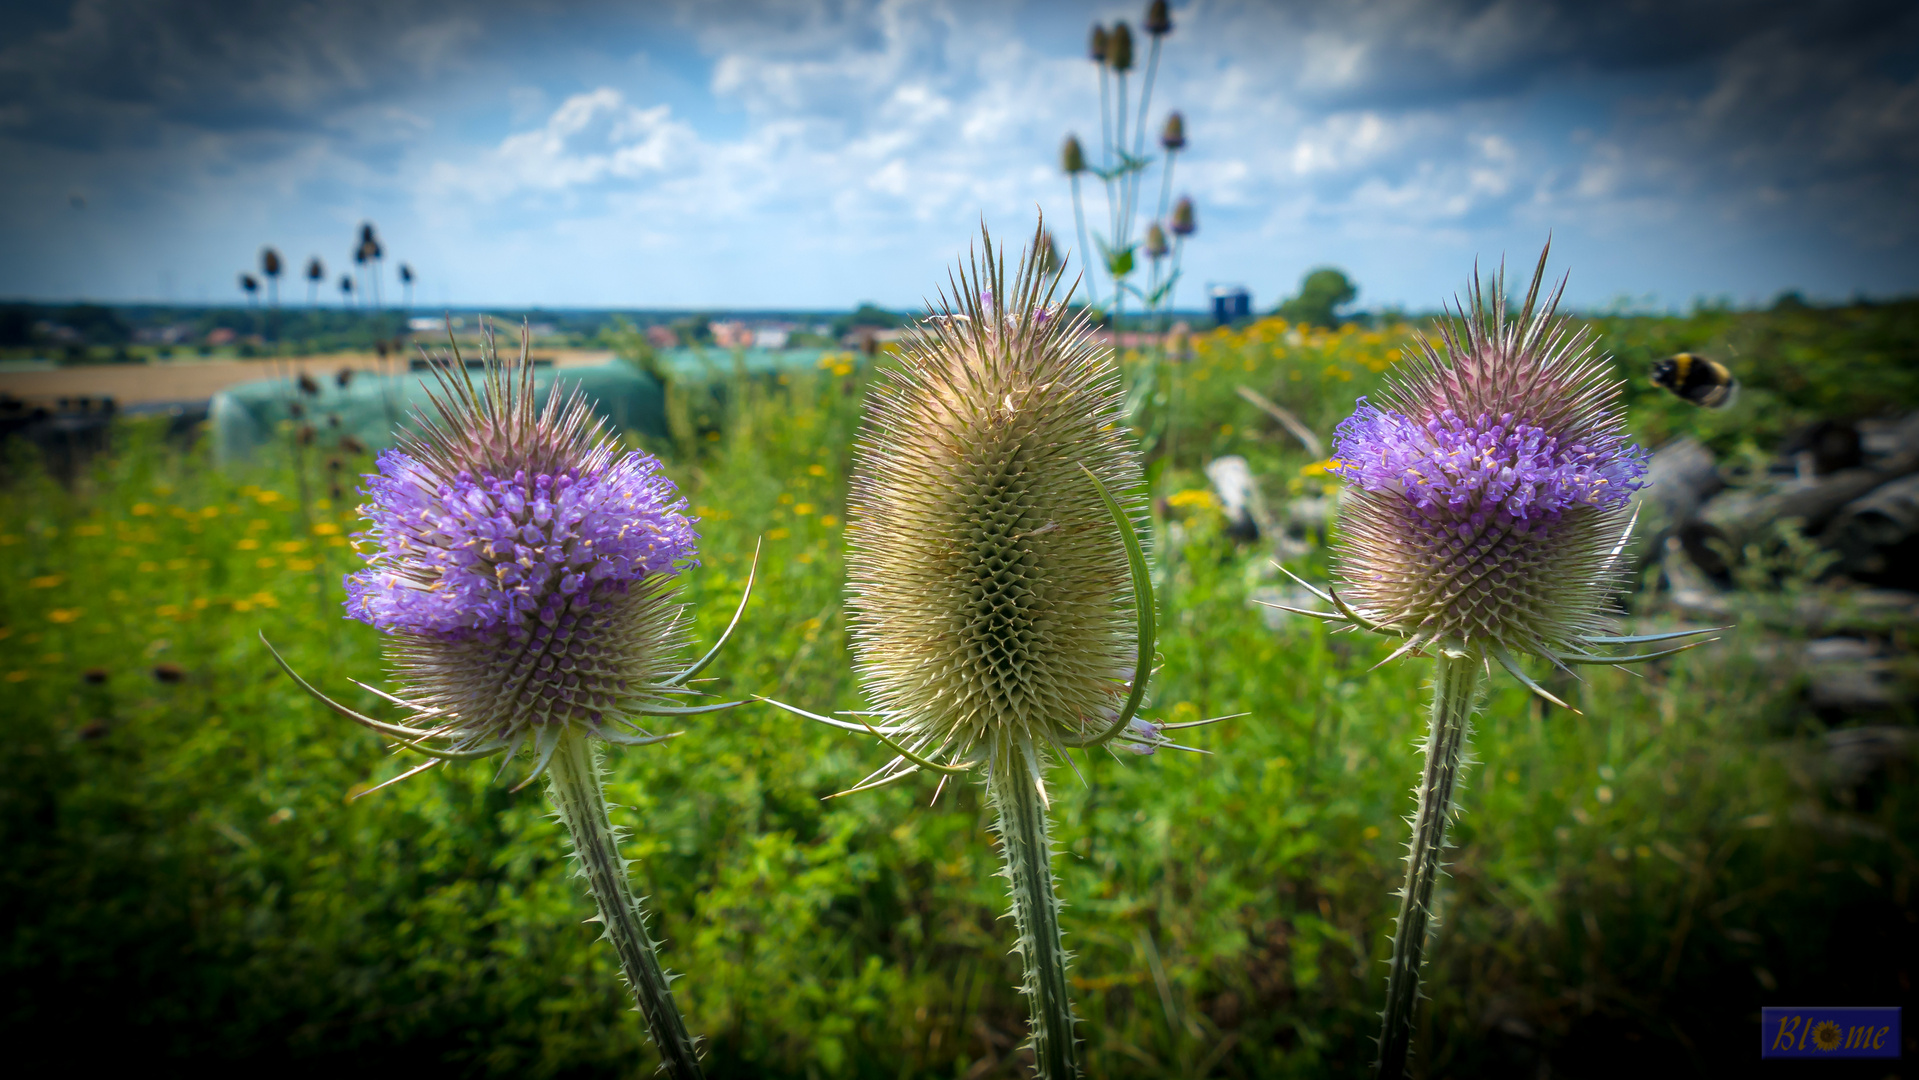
<box><xmin>2</xmin><ymin>0</ymin><xmax>1916</xmax><ymax>312</ymax></box>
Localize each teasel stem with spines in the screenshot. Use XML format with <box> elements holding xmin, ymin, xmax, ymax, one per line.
<box><xmin>1375</xmin><ymin>650</ymin><xmax>1478</xmax><ymax>1078</ymax></box>
<box><xmin>546</xmin><ymin>733</ymin><xmax>704</xmax><ymax>1079</ymax></box>
<box><xmin>990</xmin><ymin>740</ymin><xmax>1077</xmax><ymax>1079</ymax></box>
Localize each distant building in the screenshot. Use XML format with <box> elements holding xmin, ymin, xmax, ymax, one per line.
<box><xmin>709</xmin><ymin>320</ymin><xmax>751</xmax><ymax>349</ymax></box>
<box><xmin>754</xmin><ymin>327</ymin><xmax>790</xmax><ymax>349</ymax></box>
<box><xmin>409</xmin><ymin>316</ymin><xmax>465</xmax><ymax>332</ymax></box>
<box><xmin>1210</xmin><ymin>285</ymin><xmax>1251</xmax><ymax>326</ymax></box>
<box><xmin>645</xmin><ymin>325</ymin><xmax>680</xmax><ymax>349</ymax></box>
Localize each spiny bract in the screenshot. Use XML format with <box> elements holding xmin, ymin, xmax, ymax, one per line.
<box><xmin>1329</xmin><ymin>250</ymin><xmax>1650</xmax><ymax>666</ymax></box>
<box><xmin>845</xmin><ymin>228</ymin><xmax>1148</xmax><ymax>771</ymax></box>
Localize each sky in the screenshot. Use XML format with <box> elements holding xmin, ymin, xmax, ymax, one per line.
<box><xmin>1</xmin><ymin>0</ymin><xmax>1916</xmax><ymax>313</ymax></box>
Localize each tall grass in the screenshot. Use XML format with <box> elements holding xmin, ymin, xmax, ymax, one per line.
<box><xmin>2</xmin><ymin>312</ymin><xmax>1913</xmax><ymax>1076</ymax></box>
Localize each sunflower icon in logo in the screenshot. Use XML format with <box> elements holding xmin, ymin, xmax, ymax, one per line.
<box><xmin>1812</xmin><ymin>1020</ymin><xmax>1842</xmax><ymax>1051</ymax></box>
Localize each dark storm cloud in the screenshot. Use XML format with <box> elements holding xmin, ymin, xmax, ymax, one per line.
<box><xmin>0</xmin><ymin>0</ymin><xmax>569</xmax><ymax>149</ymax></box>
<box><xmin>1254</xmin><ymin>0</ymin><xmax>1915</xmax><ymax>108</ymax></box>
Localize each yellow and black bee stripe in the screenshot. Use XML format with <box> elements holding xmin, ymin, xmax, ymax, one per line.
<box><xmin>1650</xmin><ymin>352</ymin><xmax>1737</xmax><ymax>409</ymax></box>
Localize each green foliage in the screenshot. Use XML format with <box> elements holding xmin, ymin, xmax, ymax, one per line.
<box><xmin>829</xmin><ymin>304</ymin><xmax>907</xmax><ymax>338</ymax></box>
<box><xmin>1</xmin><ymin>303</ymin><xmax>1914</xmax><ymax>1075</ymax></box>
<box><xmin>1274</xmin><ymin>269</ymin><xmax>1358</xmax><ymax>330</ymax></box>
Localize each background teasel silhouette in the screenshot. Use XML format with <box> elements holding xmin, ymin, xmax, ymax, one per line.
<box><xmin>1276</xmin><ymin>247</ymin><xmax>1716</xmax><ymax>1077</ymax></box>
<box><xmin>265</xmin><ymin>324</ymin><xmax>755</xmax><ymax>1080</ymax></box>
<box><xmin>766</xmin><ymin>222</ymin><xmax>1218</xmax><ymax>1079</ymax></box>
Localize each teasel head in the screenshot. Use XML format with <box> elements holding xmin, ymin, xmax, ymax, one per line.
<box><xmin>1145</xmin><ymin>0</ymin><xmax>1173</xmax><ymax>37</ymax></box>
<box><xmin>1145</xmin><ymin>223</ymin><xmax>1169</xmax><ymax>260</ymax></box>
<box><xmin>1061</xmin><ymin>134</ymin><xmax>1086</xmax><ymax>176</ymax></box>
<box><xmin>1169</xmin><ymin>195</ymin><xmax>1196</xmax><ymax>237</ymax></box>
<box><xmin>1160</xmin><ymin>111</ymin><xmax>1186</xmax><ymax>152</ymax></box>
<box><xmin>1108</xmin><ymin>21</ymin><xmax>1135</xmax><ymax>72</ymax></box>
<box><xmin>264</xmin><ymin>321</ymin><xmax>755</xmax><ymax>793</ymax></box>
<box><xmin>763</xmin><ymin>221</ymin><xmax>1199</xmax><ymax>794</ymax></box>
<box><xmin>1280</xmin><ymin>246</ymin><xmax>1711</xmax><ymax>702</ymax></box>
<box><xmin>1089</xmin><ymin>23</ymin><xmax>1109</xmax><ymax>64</ymax></box>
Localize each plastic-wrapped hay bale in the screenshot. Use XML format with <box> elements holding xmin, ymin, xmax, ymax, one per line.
<box><xmin>209</xmin><ymin>361</ymin><xmax>667</xmax><ymax>466</ymax></box>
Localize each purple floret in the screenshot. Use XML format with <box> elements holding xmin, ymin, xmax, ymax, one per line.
<box><xmin>345</xmin><ymin>448</ymin><xmax>697</xmax><ymax>638</ymax></box>
<box><xmin>1330</xmin><ymin>401</ymin><xmax>1647</xmax><ymax>522</ymax></box>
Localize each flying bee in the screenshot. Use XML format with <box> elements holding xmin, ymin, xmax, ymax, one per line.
<box><xmin>1651</xmin><ymin>352</ymin><xmax>1737</xmax><ymax>409</ymax></box>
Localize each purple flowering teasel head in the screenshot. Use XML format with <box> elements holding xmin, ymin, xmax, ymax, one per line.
<box><xmin>1319</xmin><ymin>248</ymin><xmax>1652</xmax><ymax>688</ymax></box>
<box><xmin>265</xmin><ymin>324</ymin><xmax>750</xmax><ymax>792</ymax></box>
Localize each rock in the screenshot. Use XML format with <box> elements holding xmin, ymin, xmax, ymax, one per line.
<box><xmin>1205</xmin><ymin>455</ymin><xmax>1264</xmax><ymax>541</ymax></box>
<box><xmin>1823</xmin><ymin>726</ymin><xmax>1915</xmax><ymax>789</ymax></box>
<box><xmin>1826</xmin><ymin>473</ymin><xmax>1919</xmax><ymax>589</ymax></box>
<box><xmin>1802</xmin><ymin>637</ymin><xmax>1912</xmax><ymax>717</ymax></box>
<box><xmin>1633</xmin><ymin>436</ymin><xmax>1724</xmax><ymax>571</ymax></box>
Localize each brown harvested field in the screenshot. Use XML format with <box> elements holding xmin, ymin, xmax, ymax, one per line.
<box><xmin>0</xmin><ymin>349</ymin><xmax>617</xmax><ymax>407</ymax></box>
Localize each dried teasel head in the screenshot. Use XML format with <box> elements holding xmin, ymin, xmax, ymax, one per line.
<box><xmin>1169</xmin><ymin>195</ymin><xmax>1196</xmax><ymax>237</ymax></box>
<box><xmin>1062</xmin><ymin>134</ymin><xmax>1086</xmax><ymax>175</ymax></box>
<box><xmin>1160</xmin><ymin>111</ymin><xmax>1186</xmax><ymax>152</ymax></box>
<box><xmin>1145</xmin><ymin>0</ymin><xmax>1172</xmax><ymax>37</ymax></box>
<box><xmin>1108</xmin><ymin>21</ymin><xmax>1135</xmax><ymax>72</ymax></box>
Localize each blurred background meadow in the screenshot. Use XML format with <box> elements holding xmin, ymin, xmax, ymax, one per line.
<box><xmin>4</xmin><ymin>0</ymin><xmax>1919</xmax><ymax>1077</ymax></box>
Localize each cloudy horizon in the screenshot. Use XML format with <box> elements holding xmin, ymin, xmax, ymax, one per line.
<box><xmin>2</xmin><ymin>0</ymin><xmax>1916</xmax><ymax>313</ymax></box>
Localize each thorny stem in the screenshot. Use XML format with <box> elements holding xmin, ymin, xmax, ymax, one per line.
<box><xmin>546</xmin><ymin>734</ymin><xmax>705</xmax><ymax>1080</ymax></box>
<box><xmin>990</xmin><ymin>743</ymin><xmax>1078</xmax><ymax>1079</ymax></box>
<box><xmin>1375</xmin><ymin>652</ymin><xmax>1479</xmax><ymax>1078</ymax></box>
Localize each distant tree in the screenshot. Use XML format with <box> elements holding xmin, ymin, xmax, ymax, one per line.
<box><xmin>1276</xmin><ymin>267</ymin><xmax>1357</xmax><ymax>329</ymax></box>
<box><xmin>830</xmin><ymin>303</ymin><xmax>906</xmax><ymax>338</ymax></box>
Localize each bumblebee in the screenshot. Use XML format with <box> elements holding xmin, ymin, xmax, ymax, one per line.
<box><xmin>1651</xmin><ymin>352</ymin><xmax>1737</xmax><ymax>408</ymax></box>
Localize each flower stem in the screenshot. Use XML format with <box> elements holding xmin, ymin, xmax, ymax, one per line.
<box><xmin>546</xmin><ymin>734</ymin><xmax>705</xmax><ymax>1080</ymax></box>
<box><xmin>989</xmin><ymin>743</ymin><xmax>1078</xmax><ymax>1079</ymax></box>
<box><xmin>1375</xmin><ymin>652</ymin><xmax>1479</xmax><ymax>1078</ymax></box>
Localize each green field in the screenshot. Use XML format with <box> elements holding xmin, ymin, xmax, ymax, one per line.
<box><xmin>3</xmin><ymin>301</ymin><xmax>1915</xmax><ymax>1077</ymax></box>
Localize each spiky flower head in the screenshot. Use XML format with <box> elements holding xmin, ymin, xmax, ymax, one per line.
<box><xmin>1169</xmin><ymin>195</ymin><xmax>1195</xmax><ymax>237</ymax></box>
<box><xmin>842</xmin><ymin>223</ymin><xmax>1159</xmax><ymax>778</ymax></box>
<box><xmin>1145</xmin><ymin>0</ymin><xmax>1173</xmax><ymax>37</ymax></box>
<box><xmin>1061</xmin><ymin>134</ymin><xmax>1086</xmax><ymax>176</ymax></box>
<box><xmin>1160</xmin><ymin>111</ymin><xmax>1186</xmax><ymax>151</ymax></box>
<box><xmin>1107</xmin><ymin>21</ymin><xmax>1134</xmax><ymax>72</ymax></box>
<box><xmin>1145</xmin><ymin>223</ymin><xmax>1169</xmax><ymax>260</ymax></box>
<box><xmin>1089</xmin><ymin>23</ymin><xmax>1108</xmax><ymax>63</ymax></box>
<box><xmin>1326</xmin><ymin>249</ymin><xmax>1649</xmax><ymax>670</ymax></box>
<box><xmin>289</xmin><ymin>325</ymin><xmax>710</xmax><ymax>788</ymax></box>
